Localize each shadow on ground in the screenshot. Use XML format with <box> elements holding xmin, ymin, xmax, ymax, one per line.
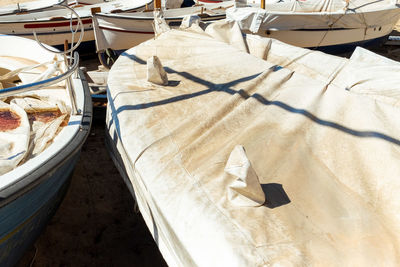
<box><xmin>17</xmin><ymin>113</ymin><xmax>167</xmax><ymax>267</ymax></box>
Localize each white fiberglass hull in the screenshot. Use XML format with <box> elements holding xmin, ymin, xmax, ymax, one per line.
<box><xmin>93</xmin><ymin>2</ymin><xmax>232</xmax><ymax>52</ymax></box>
<box><xmin>0</xmin><ymin>17</ymin><xmax>95</xmax><ymax>47</ymax></box>
<box><xmin>254</xmin><ymin>23</ymin><xmax>394</xmax><ymax>50</ymax></box>
<box><xmin>0</xmin><ymin>0</ymin><xmax>152</xmax><ymax>48</ymax></box>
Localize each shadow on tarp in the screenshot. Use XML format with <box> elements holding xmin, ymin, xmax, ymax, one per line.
<box><xmin>262</xmin><ymin>183</ymin><xmax>291</xmax><ymax>209</ymax></box>
<box><xmin>108</xmin><ymin>52</ymin><xmax>400</xmax><ymax>147</ymax></box>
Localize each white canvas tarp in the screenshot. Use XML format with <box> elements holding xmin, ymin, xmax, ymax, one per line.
<box><xmin>107</xmin><ymin>21</ymin><xmax>400</xmax><ymax>266</ymax></box>
<box><xmin>240</xmin><ymin>0</ymin><xmax>399</xmax><ymax>12</ymax></box>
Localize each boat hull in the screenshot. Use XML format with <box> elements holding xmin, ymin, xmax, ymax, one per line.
<box><xmin>95</xmin><ymin>12</ymin><xmax>226</xmax><ymax>49</ymax></box>
<box><xmin>254</xmin><ymin>23</ymin><xmax>394</xmax><ymax>53</ymax></box>
<box><xmin>226</xmin><ymin>5</ymin><xmax>400</xmax><ymax>53</ymax></box>
<box><xmin>0</xmin><ymin>155</ymin><xmax>77</xmax><ymax>267</ymax></box>
<box><xmin>0</xmin><ymin>17</ymin><xmax>95</xmax><ymax>49</ymax></box>
<box><xmin>93</xmin><ymin>6</ymin><xmax>228</xmax><ymax>66</ymax></box>
<box><xmin>0</xmin><ymin>69</ymin><xmax>92</xmax><ymax>267</ymax></box>
<box><xmin>0</xmin><ymin>0</ymin><xmax>152</xmax><ymax>51</ymax></box>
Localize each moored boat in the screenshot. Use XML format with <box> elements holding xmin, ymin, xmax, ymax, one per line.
<box><xmin>0</xmin><ymin>0</ymin><xmax>153</xmax><ymax>53</ymax></box>
<box><xmin>227</xmin><ymin>0</ymin><xmax>400</xmax><ymax>53</ymax></box>
<box><xmin>105</xmin><ymin>20</ymin><xmax>400</xmax><ymax>266</ymax></box>
<box><xmin>0</xmin><ymin>35</ymin><xmax>91</xmax><ymax>267</ymax></box>
<box><xmin>0</xmin><ymin>0</ymin><xmax>67</xmax><ymax>16</ymax></box>
<box><xmin>93</xmin><ymin>1</ymin><xmax>233</xmax><ymax>67</ymax></box>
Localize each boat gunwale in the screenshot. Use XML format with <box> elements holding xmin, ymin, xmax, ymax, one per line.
<box><xmin>95</xmin><ymin>11</ymin><xmax>226</xmax><ymax>21</ymax></box>
<box><xmin>225</xmin><ymin>4</ymin><xmax>400</xmax><ymax>17</ymax></box>
<box><xmin>0</xmin><ymin>13</ymin><xmax>92</xmax><ymax>24</ymax></box>
<box><xmin>0</xmin><ymin>52</ymin><xmax>80</xmax><ymax>97</ymax></box>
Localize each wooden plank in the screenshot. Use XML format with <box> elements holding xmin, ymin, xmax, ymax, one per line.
<box><xmin>155</xmin><ymin>0</ymin><xmax>161</xmax><ymax>9</ymax></box>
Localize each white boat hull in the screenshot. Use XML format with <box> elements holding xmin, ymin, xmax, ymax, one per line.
<box><xmin>95</xmin><ymin>15</ymin><xmax>156</xmax><ymax>51</ymax></box>
<box><xmin>0</xmin><ymin>152</ymin><xmax>79</xmax><ymax>267</ymax></box>
<box><xmin>253</xmin><ymin>23</ymin><xmax>393</xmax><ymax>49</ymax></box>
<box><xmin>93</xmin><ymin>2</ymin><xmax>232</xmax><ymax>52</ymax></box>
<box><xmin>0</xmin><ymin>0</ymin><xmax>152</xmax><ymax>49</ymax></box>
<box><xmin>227</xmin><ymin>4</ymin><xmax>400</xmax><ymax>51</ymax></box>
<box><xmin>0</xmin><ymin>17</ymin><xmax>95</xmax><ymax>46</ymax></box>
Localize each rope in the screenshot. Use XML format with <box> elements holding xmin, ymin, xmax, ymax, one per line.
<box><xmin>314</xmin><ymin>0</ymin><xmax>369</xmax><ymax>50</ymax></box>
<box><xmin>33</xmin><ymin>4</ymin><xmax>84</xmax><ymax>55</ymax></box>
<box><xmin>29</xmin><ymin>245</ymin><xmax>38</xmax><ymax>267</ymax></box>
<box><xmin>0</xmin><ymin>60</ymin><xmax>63</xmax><ymax>81</ymax></box>
<box><xmin>314</xmin><ymin>8</ymin><xmax>349</xmax><ymax>49</ymax></box>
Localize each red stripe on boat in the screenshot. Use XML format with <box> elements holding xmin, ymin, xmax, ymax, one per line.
<box><xmin>99</xmin><ymin>26</ymin><xmax>154</xmax><ymax>34</ymax></box>
<box><xmin>69</xmin><ymin>2</ymin><xmax>92</xmax><ymax>4</ymax></box>
<box><xmin>24</xmin><ymin>19</ymin><xmax>92</xmax><ymax>29</ymax></box>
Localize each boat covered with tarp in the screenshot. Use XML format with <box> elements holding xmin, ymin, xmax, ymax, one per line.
<box><xmin>227</xmin><ymin>0</ymin><xmax>400</xmax><ymax>52</ymax></box>
<box><xmin>106</xmin><ymin>19</ymin><xmax>400</xmax><ymax>266</ymax></box>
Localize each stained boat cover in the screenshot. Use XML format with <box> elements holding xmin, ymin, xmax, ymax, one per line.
<box><xmin>0</xmin><ymin>50</ymin><xmax>69</xmax><ymax>175</ymax></box>
<box><xmin>228</xmin><ymin>0</ymin><xmax>400</xmax><ymax>33</ymax></box>
<box><xmin>107</xmin><ymin>21</ymin><xmax>400</xmax><ymax>266</ymax></box>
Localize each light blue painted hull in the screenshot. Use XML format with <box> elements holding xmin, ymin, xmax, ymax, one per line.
<box><xmin>0</xmin><ymin>154</ymin><xmax>79</xmax><ymax>267</ymax></box>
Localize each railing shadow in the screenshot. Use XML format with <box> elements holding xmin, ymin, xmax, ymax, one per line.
<box><xmin>261</xmin><ymin>183</ymin><xmax>291</xmax><ymax>209</ymax></box>
<box><xmin>108</xmin><ymin>52</ymin><xmax>400</xmax><ymax>147</ymax></box>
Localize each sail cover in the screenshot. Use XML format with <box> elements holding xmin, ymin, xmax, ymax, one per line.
<box><xmin>107</xmin><ymin>21</ymin><xmax>400</xmax><ymax>266</ymax></box>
